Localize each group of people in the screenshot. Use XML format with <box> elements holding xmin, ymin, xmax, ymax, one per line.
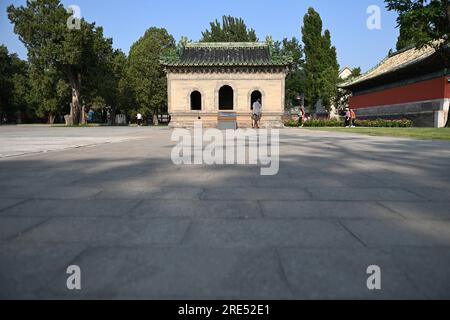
<box><xmin>345</xmin><ymin>108</ymin><xmax>357</xmax><ymax>128</ymax></box>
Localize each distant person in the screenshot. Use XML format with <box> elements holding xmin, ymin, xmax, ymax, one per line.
<box><xmin>136</xmin><ymin>113</ymin><xmax>143</xmax><ymax>126</ymax></box>
<box><xmin>252</xmin><ymin>99</ymin><xmax>262</xmax><ymax>129</ymax></box>
<box><xmin>87</xmin><ymin>109</ymin><xmax>94</xmax><ymax>123</ymax></box>
<box><xmin>299</xmin><ymin>106</ymin><xmax>306</xmax><ymax>127</ymax></box>
<box><xmin>345</xmin><ymin>108</ymin><xmax>351</xmax><ymax>128</ymax></box>
<box><xmin>350</xmin><ymin>109</ymin><xmax>356</xmax><ymax>128</ymax></box>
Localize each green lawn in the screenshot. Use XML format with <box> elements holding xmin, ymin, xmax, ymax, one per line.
<box><xmin>305</xmin><ymin>127</ymin><xmax>450</xmax><ymax>141</ymax></box>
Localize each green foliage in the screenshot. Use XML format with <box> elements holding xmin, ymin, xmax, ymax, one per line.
<box><xmin>298</xmin><ymin>118</ymin><xmax>412</xmax><ymax>128</ymax></box>
<box><xmin>303</xmin><ymin>118</ymin><xmax>345</xmax><ymax>127</ymax></box>
<box><xmin>200</xmin><ymin>16</ymin><xmax>258</xmax><ymax>42</ymax></box>
<box><xmin>284</xmin><ymin>119</ymin><xmax>300</xmax><ymax>127</ymax></box>
<box><xmin>336</xmin><ymin>67</ymin><xmax>362</xmax><ymax>112</ymax></box>
<box><xmin>385</xmin><ymin>0</ymin><xmax>450</xmax><ymax>50</ymax></box>
<box><xmin>127</xmin><ymin>27</ymin><xmax>176</xmax><ymax>118</ymax></box>
<box><xmin>356</xmin><ymin>119</ymin><xmax>413</xmax><ymax>127</ymax></box>
<box><xmin>273</xmin><ymin>37</ymin><xmax>306</xmax><ymax>107</ymax></box>
<box><xmin>7</xmin><ymin>0</ymin><xmax>116</xmax><ymax>125</ymax></box>
<box><xmin>27</xmin><ymin>65</ymin><xmax>70</xmax><ymax>121</ymax></box>
<box><xmin>302</xmin><ymin>7</ymin><xmax>340</xmax><ymax>111</ymax></box>
<box><xmin>0</xmin><ymin>45</ymin><xmax>29</xmax><ymax>119</ymax></box>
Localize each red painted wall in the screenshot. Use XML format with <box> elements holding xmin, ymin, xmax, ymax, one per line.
<box><xmin>445</xmin><ymin>77</ymin><xmax>450</xmax><ymax>98</ymax></box>
<box><xmin>350</xmin><ymin>76</ymin><xmax>448</xmax><ymax>109</ymax></box>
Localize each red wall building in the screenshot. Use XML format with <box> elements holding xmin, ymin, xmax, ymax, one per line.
<box><xmin>342</xmin><ymin>45</ymin><xmax>450</xmax><ymax>127</ymax></box>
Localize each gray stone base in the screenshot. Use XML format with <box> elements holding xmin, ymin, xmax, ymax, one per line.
<box><xmin>355</xmin><ymin>99</ymin><xmax>449</xmax><ymax>128</ymax></box>
<box><xmin>169</xmin><ymin>112</ymin><xmax>285</xmax><ymax>129</ymax></box>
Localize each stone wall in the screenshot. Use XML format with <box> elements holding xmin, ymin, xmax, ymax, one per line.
<box><xmin>167</xmin><ymin>71</ymin><xmax>286</xmax><ymax>128</ymax></box>
<box><xmin>355</xmin><ymin>99</ymin><xmax>449</xmax><ymax>128</ymax></box>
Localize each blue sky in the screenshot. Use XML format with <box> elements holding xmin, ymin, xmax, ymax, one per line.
<box><xmin>0</xmin><ymin>0</ymin><xmax>400</xmax><ymax>71</ymax></box>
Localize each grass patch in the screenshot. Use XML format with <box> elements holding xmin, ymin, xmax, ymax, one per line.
<box><xmin>306</xmin><ymin>127</ymin><xmax>450</xmax><ymax>141</ymax></box>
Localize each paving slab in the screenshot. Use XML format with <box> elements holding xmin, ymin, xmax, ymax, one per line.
<box><xmin>260</xmin><ymin>201</ymin><xmax>403</xmax><ymax>219</ymax></box>
<box><xmin>381</xmin><ymin>201</ymin><xmax>450</xmax><ymax>220</ymax></box>
<box><xmin>0</xmin><ymin>217</ymin><xmax>48</xmax><ymax>241</ymax></box>
<box><xmin>278</xmin><ymin>248</ymin><xmax>425</xmax><ymax>299</ymax></box>
<box><xmin>307</xmin><ymin>187</ymin><xmax>422</xmax><ymax>201</ymax></box>
<box><xmin>342</xmin><ymin>219</ymin><xmax>450</xmax><ymax>247</ymax></box>
<box><xmin>39</xmin><ymin>246</ymin><xmax>293</xmax><ymax>299</ymax></box>
<box><xmin>0</xmin><ymin>199</ymin><xmax>138</xmax><ymax>218</ymax></box>
<box><xmin>15</xmin><ymin>217</ymin><xmax>191</xmax><ymax>245</ymax></box>
<box><xmin>203</xmin><ymin>187</ymin><xmax>312</xmax><ymax>201</ymax></box>
<box><xmin>183</xmin><ymin>219</ymin><xmax>362</xmax><ymax>248</ymax></box>
<box><xmin>132</xmin><ymin>200</ymin><xmax>262</xmax><ymax>219</ymax></box>
<box><xmin>0</xmin><ymin>242</ymin><xmax>87</xmax><ymax>299</ymax></box>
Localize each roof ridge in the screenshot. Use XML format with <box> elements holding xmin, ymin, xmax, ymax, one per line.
<box><xmin>186</xmin><ymin>42</ymin><xmax>267</xmax><ymax>48</ymax></box>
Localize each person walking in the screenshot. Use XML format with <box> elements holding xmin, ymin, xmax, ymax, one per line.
<box><xmin>300</xmin><ymin>106</ymin><xmax>306</xmax><ymax>127</ymax></box>
<box><xmin>345</xmin><ymin>108</ymin><xmax>351</xmax><ymax>128</ymax></box>
<box><xmin>136</xmin><ymin>112</ymin><xmax>143</xmax><ymax>126</ymax></box>
<box><xmin>350</xmin><ymin>108</ymin><xmax>357</xmax><ymax>128</ymax></box>
<box><xmin>252</xmin><ymin>99</ymin><xmax>262</xmax><ymax>129</ymax></box>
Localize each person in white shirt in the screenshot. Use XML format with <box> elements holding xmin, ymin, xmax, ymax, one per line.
<box><xmin>136</xmin><ymin>113</ymin><xmax>143</xmax><ymax>126</ymax></box>
<box><xmin>252</xmin><ymin>99</ymin><xmax>262</xmax><ymax>129</ymax></box>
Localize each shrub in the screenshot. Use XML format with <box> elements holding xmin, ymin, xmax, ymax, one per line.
<box><xmin>303</xmin><ymin>118</ymin><xmax>344</xmax><ymax>127</ymax></box>
<box><xmin>284</xmin><ymin>119</ymin><xmax>299</xmax><ymax>127</ymax></box>
<box><xmin>356</xmin><ymin>119</ymin><xmax>413</xmax><ymax>128</ymax></box>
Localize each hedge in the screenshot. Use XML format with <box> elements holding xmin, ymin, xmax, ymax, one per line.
<box><xmin>284</xmin><ymin>118</ymin><xmax>413</xmax><ymax>128</ymax></box>
<box><xmin>356</xmin><ymin>119</ymin><xmax>413</xmax><ymax>128</ymax></box>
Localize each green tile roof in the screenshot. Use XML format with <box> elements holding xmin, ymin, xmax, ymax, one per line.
<box><xmin>161</xmin><ymin>42</ymin><xmax>293</xmax><ymax>68</ymax></box>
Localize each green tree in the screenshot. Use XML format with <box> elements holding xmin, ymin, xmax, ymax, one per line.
<box><xmin>127</xmin><ymin>27</ymin><xmax>175</xmax><ymax>125</ymax></box>
<box><xmin>0</xmin><ymin>46</ymin><xmax>16</xmax><ymax>120</ymax></box>
<box><xmin>273</xmin><ymin>37</ymin><xmax>306</xmax><ymax>107</ymax></box>
<box><xmin>336</xmin><ymin>67</ymin><xmax>362</xmax><ymax>112</ymax></box>
<box><xmin>386</xmin><ymin>0</ymin><xmax>450</xmax><ymax>50</ymax></box>
<box><xmin>0</xmin><ymin>45</ymin><xmax>30</xmax><ymax>122</ymax></box>
<box><xmin>302</xmin><ymin>7</ymin><xmax>340</xmax><ymax>111</ymax></box>
<box><xmin>200</xmin><ymin>15</ymin><xmax>258</xmax><ymax>42</ymax></box>
<box><xmin>27</xmin><ymin>65</ymin><xmax>70</xmax><ymax>124</ymax></box>
<box><xmin>8</xmin><ymin>0</ymin><xmax>115</xmax><ymax>125</ymax></box>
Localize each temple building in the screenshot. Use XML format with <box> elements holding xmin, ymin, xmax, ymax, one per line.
<box><xmin>161</xmin><ymin>42</ymin><xmax>292</xmax><ymax>128</ymax></box>
<box><xmin>341</xmin><ymin>44</ymin><xmax>450</xmax><ymax>127</ymax></box>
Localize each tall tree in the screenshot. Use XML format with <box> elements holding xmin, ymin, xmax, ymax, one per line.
<box><xmin>8</xmin><ymin>0</ymin><xmax>115</xmax><ymax>125</ymax></box>
<box><xmin>302</xmin><ymin>7</ymin><xmax>340</xmax><ymax>111</ymax></box>
<box><xmin>0</xmin><ymin>46</ymin><xmax>15</xmax><ymax>120</ymax></box>
<box><xmin>200</xmin><ymin>16</ymin><xmax>258</xmax><ymax>42</ymax></box>
<box><xmin>127</xmin><ymin>27</ymin><xmax>175</xmax><ymax>125</ymax></box>
<box><xmin>0</xmin><ymin>45</ymin><xmax>29</xmax><ymax>122</ymax></box>
<box><xmin>386</xmin><ymin>0</ymin><xmax>450</xmax><ymax>50</ymax></box>
<box><xmin>273</xmin><ymin>37</ymin><xmax>306</xmax><ymax>107</ymax></box>
<box><xmin>28</xmin><ymin>65</ymin><xmax>70</xmax><ymax>124</ymax></box>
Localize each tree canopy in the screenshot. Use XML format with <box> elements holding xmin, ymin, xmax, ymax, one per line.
<box><xmin>7</xmin><ymin>0</ymin><xmax>116</xmax><ymax>125</ymax></box>
<box><xmin>385</xmin><ymin>0</ymin><xmax>450</xmax><ymax>50</ymax></box>
<box><xmin>200</xmin><ymin>15</ymin><xmax>258</xmax><ymax>42</ymax></box>
<box><xmin>302</xmin><ymin>7</ymin><xmax>340</xmax><ymax>110</ymax></box>
<box><xmin>273</xmin><ymin>37</ymin><xmax>306</xmax><ymax>107</ymax></box>
<box><xmin>126</xmin><ymin>27</ymin><xmax>176</xmax><ymax>124</ymax></box>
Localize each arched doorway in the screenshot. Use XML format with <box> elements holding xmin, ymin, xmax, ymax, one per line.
<box><xmin>251</xmin><ymin>90</ymin><xmax>262</xmax><ymax>108</ymax></box>
<box><xmin>219</xmin><ymin>85</ymin><xmax>234</xmax><ymax>110</ymax></box>
<box><xmin>190</xmin><ymin>91</ymin><xmax>202</xmax><ymax>111</ymax></box>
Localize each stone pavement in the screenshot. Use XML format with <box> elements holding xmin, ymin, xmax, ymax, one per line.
<box><xmin>1</xmin><ymin>126</ymin><xmax>450</xmax><ymax>299</ymax></box>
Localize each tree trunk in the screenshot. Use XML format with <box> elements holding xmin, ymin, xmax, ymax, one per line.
<box><xmin>68</xmin><ymin>68</ymin><xmax>81</xmax><ymax>126</ymax></box>
<box><xmin>80</xmin><ymin>105</ymin><xmax>87</xmax><ymax>125</ymax></box>
<box><xmin>110</xmin><ymin>106</ymin><xmax>117</xmax><ymax>126</ymax></box>
<box><xmin>48</xmin><ymin>112</ymin><xmax>55</xmax><ymax>125</ymax></box>
<box><xmin>153</xmin><ymin>109</ymin><xmax>159</xmax><ymax>126</ymax></box>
